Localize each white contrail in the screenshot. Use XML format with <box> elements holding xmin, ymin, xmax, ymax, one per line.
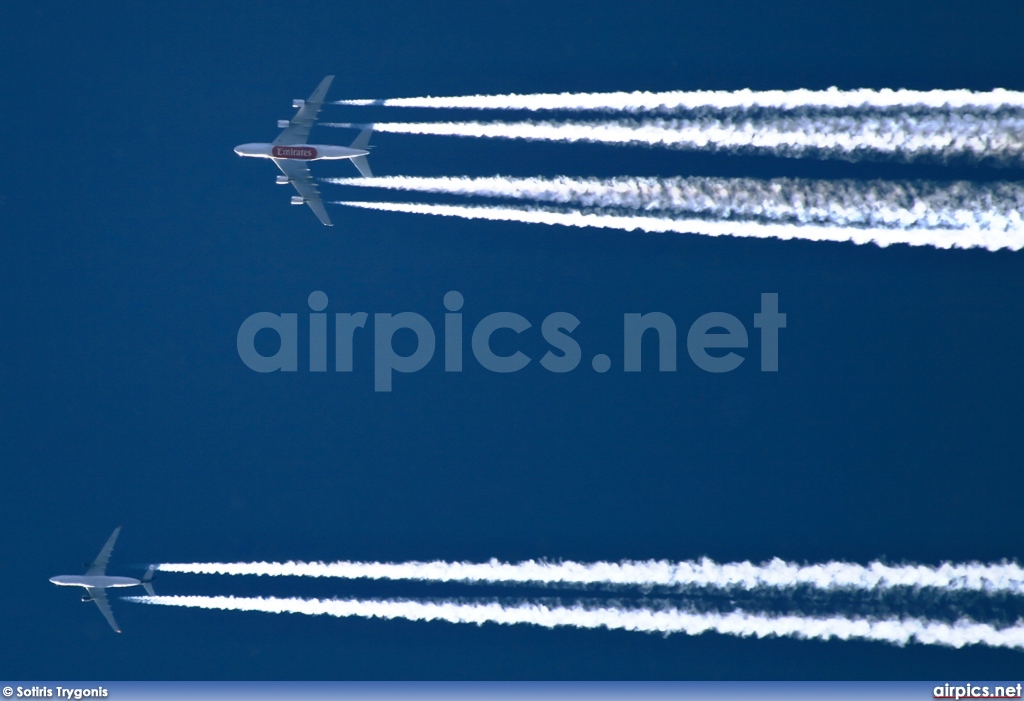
<box><xmin>323</xmin><ymin>115</ymin><xmax>1024</xmax><ymax>163</ymax></box>
<box><xmin>155</xmin><ymin>556</ymin><xmax>1024</xmax><ymax>594</ymax></box>
<box><xmin>127</xmin><ymin>595</ymin><xmax>1024</xmax><ymax>650</ymax></box>
<box><xmin>322</xmin><ymin>175</ymin><xmax>1024</xmax><ymax>234</ymax></box>
<box><xmin>329</xmin><ymin>201</ymin><xmax>1022</xmax><ymax>251</ymax></box>
<box><xmin>333</xmin><ymin>87</ymin><xmax>1024</xmax><ymax>113</ymax></box>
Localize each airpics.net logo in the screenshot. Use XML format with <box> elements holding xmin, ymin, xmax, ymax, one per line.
<box><xmin>236</xmin><ymin>291</ymin><xmax>786</xmax><ymax>392</ymax></box>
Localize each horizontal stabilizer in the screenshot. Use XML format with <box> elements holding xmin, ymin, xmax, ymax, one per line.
<box><xmin>349</xmin><ymin>127</ymin><xmax>373</xmax><ymax>151</ymax></box>
<box><xmin>142</xmin><ymin>565</ymin><xmax>156</xmax><ymax>596</ymax></box>
<box><xmin>350</xmin><ymin>155</ymin><xmax>373</xmax><ymax>178</ymax></box>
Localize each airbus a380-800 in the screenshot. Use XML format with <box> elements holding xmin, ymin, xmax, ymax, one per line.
<box><xmin>234</xmin><ymin>75</ymin><xmax>373</xmax><ymax>226</ymax></box>
<box><xmin>49</xmin><ymin>526</ymin><xmax>155</xmax><ymax>633</ymax></box>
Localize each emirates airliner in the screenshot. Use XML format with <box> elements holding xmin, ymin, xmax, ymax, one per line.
<box><xmin>234</xmin><ymin>75</ymin><xmax>373</xmax><ymax>226</ymax></box>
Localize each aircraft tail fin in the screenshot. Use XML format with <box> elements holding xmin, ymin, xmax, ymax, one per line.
<box><xmin>142</xmin><ymin>565</ymin><xmax>156</xmax><ymax>596</ymax></box>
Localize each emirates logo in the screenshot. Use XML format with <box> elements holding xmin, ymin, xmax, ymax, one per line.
<box><xmin>272</xmin><ymin>145</ymin><xmax>317</xmax><ymax>159</ymax></box>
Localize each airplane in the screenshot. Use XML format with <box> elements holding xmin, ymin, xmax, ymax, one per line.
<box><xmin>234</xmin><ymin>75</ymin><xmax>373</xmax><ymax>226</ymax></box>
<box><xmin>49</xmin><ymin>526</ymin><xmax>155</xmax><ymax>633</ymax></box>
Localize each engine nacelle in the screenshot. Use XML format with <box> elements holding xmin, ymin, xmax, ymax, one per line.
<box><xmin>81</xmin><ymin>595</ymin><xmax>93</xmax><ymax>602</ymax></box>
<box><xmin>276</xmin><ymin>175</ymin><xmax>290</xmax><ymax>185</ymax></box>
<box><xmin>292</xmin><ymin>99</ymin><xmax>305</xmax><ymax>109</ymax></box>
<box><xmin>277</xmin><ymin>119</ymin><xmax>291</xmax><ymax>129</ymax></box>
<box><xmin>290</xmin><ymin>196</ymin><xmax>305</xmax><ymax>205</ymax></box>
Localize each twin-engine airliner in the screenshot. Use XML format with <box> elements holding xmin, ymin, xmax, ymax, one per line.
<box><xmin>49</xmin><ymin>526</ymin><xmax>155</xmax><ymax>633</ymax></box>
<box><xmin>234</xmin><ymin>75</ymin><xmax>373</xmax><ymax>226</ymax></box>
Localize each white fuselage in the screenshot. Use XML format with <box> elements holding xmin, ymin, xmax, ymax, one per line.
<box><xmin>233</xmin><ymin>143</ymin><xmax>368</xmax><ymax>161</ymax></box>
<box><xmin>49</xmin><ymin>574</ymin><xmax>141</xmax><ymax>589</ymax></box>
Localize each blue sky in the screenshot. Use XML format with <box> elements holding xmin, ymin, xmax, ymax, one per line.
<box><xmin>2</xmin><ymin>0</ymin><xmax>1023</xmax><ymax>680</ymax></box>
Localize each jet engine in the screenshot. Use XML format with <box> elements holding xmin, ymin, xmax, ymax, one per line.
<box><xmin>275</xmin><ymin>175</ymin><xmax>290</xmax><ymax>185</ymax></box>
<box><xmin>292</xmin><ymin>99</ymin><xmax>305</xmax><ymax>109</ymax></box>
<box><xmin>81</xmin><ymin>594</ymin><xmax>93</xmax><ymax>602</ymax></box>
<box><xmin>277</xmin><ymin>119</ymin><xmax>291</xmax><ymax>129</ymax></box>
<box><xmin>290</xmin><ymin>196</ymin><xmax>305</xmax><ymax>205</ymax></box>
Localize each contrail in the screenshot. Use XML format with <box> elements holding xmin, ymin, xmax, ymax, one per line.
<box><xmin>333</xmin><ymin>87</ymin><xmax>1024</xmax><ymax>113</ymax></box>
<box><xmin>127</xmin><ymin>594</ymin><xmax>1024</xmax><ymax>650</ymax></box>
<box><xmin>322</xmin><ymin>175</ymin><xmax>1024</xmax><ymax>234</ymax></box>
<box><xmin>330</xmin><ymin>201</ymin><xmax>1022</xmax><ymax>251</ymax></box>
<box><xmin>155</xmin><ymin>557</ymin><xmax>1024</xmax><ymax>594</ymax></box>
<box><xmin>323</xmin><ymin>115</ymin><xmax>1024</xmax><ymax>163</ymax></box>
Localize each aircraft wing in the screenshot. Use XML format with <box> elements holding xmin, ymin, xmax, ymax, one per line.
<box><xmin>86</xmin><ymin>527</ymin><xmax>121</xmax><ymax>576</ymax></box>
<box><xmin>274</xmin><ymin>75</ymin><xmax>334</xmax><ymax>146</ymax></box>
<box><xmin>273</xmin><ymin>158</ymin><xmax>332</xmax><ymax>226</ymax></box>
<box><xmin>87</xmin><ymin>587</ymin><xmax>121</xmax><ymax>633</ymax></box>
